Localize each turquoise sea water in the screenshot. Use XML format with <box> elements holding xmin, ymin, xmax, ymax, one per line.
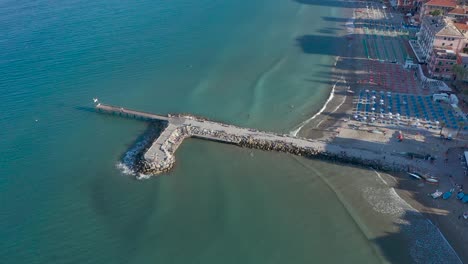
<box><xmin>0</xmin><ymin>1</ymin><xmax>461</xmax><ymax>263</ymax></box>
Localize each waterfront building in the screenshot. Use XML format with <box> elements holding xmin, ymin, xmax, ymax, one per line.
<box><xmin>415</xmin><ymin>16</ymin><xmax>464</xmax><ymax>62</ymax></box>
<box><xmin>427</xmin><ymin>48</ymin><xmax>457</xmax><ymax>78</ymax></box>
<box><xmin>410</xmin><ymin>15</ymin><xmax>468</xmax><ymax>79</ymax></box>
<box><xmin>455</xmin><ymin>51</ymin><xmax>468</xmax><ymax>81</ymax></box>
<box><xmin>454</xmin><ymin>21</ymin><xmax>468</xmax><ymax>49</ymax></box>
<box><xmin>391</xmin><ymin>0</ymin><xmax>418</xmax><ymax>12</ymax></box>
<box><xmin>447</xmin><ymin>6</ymin><xmax>468</xmax><ymax>21</ymax></box>
<box><xmin>420</xmin><ymin>0</ymin><xmax>457</xmax><ymax>18</ymax></box>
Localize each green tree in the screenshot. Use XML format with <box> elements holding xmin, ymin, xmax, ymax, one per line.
<box><xmin>430</xmin><ymin>9</ymin><xmax>442</xmax><ymax>16</ymax></box>
<box><xmin>453</xmin><ymin>65</ymin><xmax>468</xmax><ymax>81</ymax></box>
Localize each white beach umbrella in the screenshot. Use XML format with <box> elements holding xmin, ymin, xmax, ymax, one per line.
<box><xmin>371</xmin><ymin>107</ymin><xmax>375</xmax><ymax>111</ymax></box>
<box><xmin>380</xmin><ymin>114</ymin><xmax>384</xmax><ymax>118</ymax></box>
<box><xmin>371</xmin><ymin>117</ymin><xmax>376</xmax><ymax>122</ymax></box>
<box><xmin>362</xmin><ymin>116</ymin><xmax>367</xmax><ymax>121</ymax></box>
<box><xmin>372</xmin><ymin>95</ymin><xmax>376</xmax><ymax>99</ymax></box>
<box><xmin>354</xmin><ymin>115</ymin><xmax>358</xmax><ymax>119</ymax></box>
<box><xmin>396</xmin><ymin>113</ymin><xmax>400</xmax><ymax>117</ymax></box>
<box><xmin>365</xmin><ymin>89</ymin><xmax>370</xmax><ymax>93</ymax></box>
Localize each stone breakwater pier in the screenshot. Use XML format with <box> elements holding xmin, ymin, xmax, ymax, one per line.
<box><xmin>96</xmin><ymin>103</ymin><xmax>431</xmax><ymax>176</ymax></box>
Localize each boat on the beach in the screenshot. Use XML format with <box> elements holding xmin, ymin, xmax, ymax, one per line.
<box><xmin>442</xmin><ymin>189</ymin><xmax>454</xmax><ymax>200</ymax></box>
<box><xmin>457</xmin><ymin>192</ymin><xmax>465</xmax><ymax>200</ymax></box>
<box><xmin>408</xmin><ymin>172</ymin><xmax>422</xmax><ymax>180</ymax></box>
<box><xmin>422</xmin><ymin>176</ymin><xmax>439</xmax><ymax>185</ymax></box>
<box><xmin>462</xmin><ymin>195</ymin><xmax>468</xmax><ymax>203</ymax></box>
<box><xmin>431</xmin><ymin>190</ymin><xmax>443</xmax><ymax>199</ymax></box>
<box><xmin>425</xmin><ymin>178</ymin><xmax>439</xmax><ymax>184</ymax></box>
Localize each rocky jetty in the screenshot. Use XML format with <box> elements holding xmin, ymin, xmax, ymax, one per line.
<box><xmin>133</xmin><ymin>122</ymin><xmax>406</xmax><ymax>176</ymax></box>
<box><xmin>96</xmin><ymin>104</ymin><xmax>413</xmax><ymax>178</ymax></box>
<box><xmin>135</xmin><ymin>125</ymin><xmax>190</xmax><ymax>175</ymax></box>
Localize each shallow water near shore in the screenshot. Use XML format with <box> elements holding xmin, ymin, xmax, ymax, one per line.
<box><xmin>0</xmin><ymin>0</ymin><xmax>461</xmax><ymax>263</ymax></box>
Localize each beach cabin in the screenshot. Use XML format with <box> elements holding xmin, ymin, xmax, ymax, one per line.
<box><xmin>433</xmin><ymin>93</ymin><xmax>450</xmax><ymax>103</ymax></box>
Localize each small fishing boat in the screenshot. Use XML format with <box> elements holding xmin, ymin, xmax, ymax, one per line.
<box><xmin>408</xmin><ymin>172</ymin><xmax>422</xmax><ymax>180</ymax></box>
<box><xmin>423</xmin><ymin>176</ymin><xmax>439</xmax><ymax>184</ymax></box>
<box><xmin>443</xmin><ymin>189</ymin><xmax>454</xmax><ymax>200</ymax></box>
<box><xmin>431</xmin><ymin>190</ymin><xmax>443</xmax><ymax>199</ymax></box>
<box><xmin>457</xmin><ymin>192</ymin><xmax>465</xmax><ymax>200</ymax></box>
<box><xmin>463</xmin><ymin>195</ymin><xmax>468</xmax><ymax>203</ymax></box>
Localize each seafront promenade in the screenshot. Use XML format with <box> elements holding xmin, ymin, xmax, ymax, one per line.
<box><xmin>96</xmin><ymin>103</ymin><xmax>432</xmax><ymax>176</ymax></box>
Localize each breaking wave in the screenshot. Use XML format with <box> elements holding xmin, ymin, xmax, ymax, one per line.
<box><xmin>366</xmin><ymin>170</ymin><xmax>462</xmax><ymax>264</ymax></box>
<box><xmin>290</xmin><ymin>73</ymin><xmax>344</xmax><ymax>136</ymax></box>
<box><xmin>115</xmin><ymin>123</ymin><xmax>163</xmax><ymax>180</ymax></box>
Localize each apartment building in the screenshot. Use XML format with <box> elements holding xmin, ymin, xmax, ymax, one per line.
<box><xmin>420</xmin><ymin>0</ymin><xmax>457</xmax><ymax>18</ymax></box>
<box><xmin>427</xmin><ymin>48</ymin><xmax>457</xmax><ymax>78</ymax></box>
<box><xmin>417</xmin><ymin>16</ymin><xmax>465</xmax><ymax>61</ymax></box>
<box><xmin>447</xmin><ymin>6</ymin><xmax>468</xmax><ymax>21</ymax></box>
<box><xmin>392</xmin><ymin>0</ymin><xmax>418</xmax><ymax>11</ymax></box>
<box><xmin>412</xmin><ymin>15</ymin><xmax>467</xmax><ymax>79</ymax></box>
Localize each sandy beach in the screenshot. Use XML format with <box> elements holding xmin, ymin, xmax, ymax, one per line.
<box><xmin>295</xmin><ymin>0</ymin><xmax>468</xmax><ymax>262</ymax></box>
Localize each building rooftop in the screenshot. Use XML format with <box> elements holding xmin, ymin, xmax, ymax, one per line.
<box><xmin>425</xmin><ymin>0</ymin><xmax>457</xmax><ymax>8</ymax></box>
<box><xmin>433</xmin><ymin>48</ymin><xmax>457</xmax><ymax>59</ymax></box>
<box><xmin>448</xmin><ymin>7</ymin><xmax>468</xmax><ymax>15</ymax></box>
<box><xmin>423</xmin><ymin>16</ymin><xmax>464</xmax><ymax>37</ymax></box>
<box><xmin>454</xmin><ymin>22</ymin><xmax>468</xmax><ymax>32</ymax></box>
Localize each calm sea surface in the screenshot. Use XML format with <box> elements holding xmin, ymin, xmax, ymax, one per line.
<box><xmin>0</xmin><ymin>1</ymin><xmax>461</xmax><ymax>263</ymax></box>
